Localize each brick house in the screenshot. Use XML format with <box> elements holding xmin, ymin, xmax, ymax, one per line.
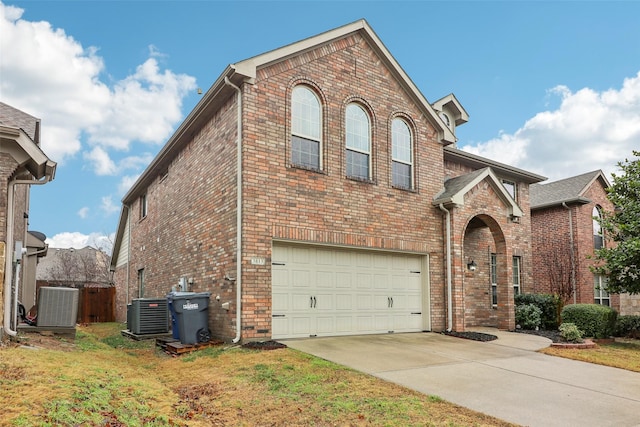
<box><xmin>110</xmin><ymin>20</ymin><xmax>545</xmax><ymax>342</ymax></box>
<box><xmin>1</xmin><ymin>102</ymin><xmax>56</xmax><ymax>339</ymax></box>
<box><xmin>531</xmin><ymin>170</ymin><xmax>640</xmax><ymax>314</ymax></box>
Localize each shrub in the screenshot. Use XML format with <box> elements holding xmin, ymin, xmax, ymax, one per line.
<box><xmin>515</xmin><ymin>293</ymin><xmax>560</xmax><ymax>329</ymax></box>
<box><xmin>515</xmin><ymin>304</ymin><xmax>542</xmax><ymax>330</ymax></box>
<box><xmin>614</xmin><ymin>315</ymin><xmax>640</xmax><ymax>338</ymax></box>
<box><xmin>559</xmin><ymin>323</ymin><xmax>583</xmax><ymax>343</ymax></box>
<box><xmin>561</xmin><ymin>304</ymin><xmax>617</xmax><ymax>338</ymax></box>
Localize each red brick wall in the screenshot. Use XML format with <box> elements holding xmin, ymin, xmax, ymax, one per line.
<box><xmin>531</xmin><ymin>178</ymin><xmax>620</xmax><ymax>310</ymax></box>
<box><xmin>240</xmin><ymin>34</ymin><xmax>446</xmax><ymax>337</ymax></box>
<box><xmin>115</xmin><ymin>95</ymin><xmax>240</xmax><ymax>339</ymax></box>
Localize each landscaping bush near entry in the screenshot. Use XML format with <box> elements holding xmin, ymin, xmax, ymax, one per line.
<box><xmin>515</xmin><ymin>293</ymin><xmax>560</xmax><ymax>329</ymax></box>
<box><xmin>615</xmin><ymin>315</ymin><xmax>640</xmax><ymax>338</ymax></box>
<box><xmin>515</xmin><ymin>303</ymin><xmax>542</xmax><ymax>330</ymax></box>
<box><xmin>559</xmin><ymin>323</ymin><xmax>584</xmax><ymax>343</ymax></box>
<box><xmin>561</xmin><ymin>304</ymin><xmax>617</xmax><ymax>339</ymax></box>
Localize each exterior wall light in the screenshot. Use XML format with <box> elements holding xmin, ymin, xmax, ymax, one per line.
<box><xmin>467</xmin><ymin>259</ymin><xmax>477</xmax><ymax>272</ymax></box>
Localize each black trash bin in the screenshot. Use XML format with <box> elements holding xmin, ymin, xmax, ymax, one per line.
<box><xmin>170</xmin><ymin>292</ymin><xmax>211</xmax><ymax>344</ymax></box>
<box><xmin>167</xmin><ymin>292</ymin><xmax>196</xmax><ymax>340</ymax></box>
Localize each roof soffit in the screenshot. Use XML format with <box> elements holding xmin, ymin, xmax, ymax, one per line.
<box><xmin>0</xmin><ymin>125</ymin><xmax>56</xmax><ymax>179</ymax></box>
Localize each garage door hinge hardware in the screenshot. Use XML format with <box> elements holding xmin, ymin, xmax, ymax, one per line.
<box><xmin>310</xmin><ymin>296</ymin><xmax>317</xmax><ymax>308</ymax></box>
<box><xmin>387</xmin><ymin>297</ymin><xmax>394</xmax><ymax>308</ymax></box>
<box><xmin>410</xmin><ymin>270</ymin><xmax>420</xmax><ymax>274</ymax></box>
<box><xmin>272</xmin><ymin>262</ymin><xmax>286</xmax><ymax>266</ymax></box>
<box><xmin>272</xmin><ymin>314</ymin><xmax>285</xmax><ymax>317</ymax></box>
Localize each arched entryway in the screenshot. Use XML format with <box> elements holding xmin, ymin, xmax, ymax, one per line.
<box><xmin>462</xmin><ymin>214</ymin><xmax>512</xmax><ymax>329</ymax></box>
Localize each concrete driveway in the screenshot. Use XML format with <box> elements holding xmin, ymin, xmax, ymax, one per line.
<box><xmin>281</xmin><ymin>330</ymin><xmax>640</xmax><ymax>427</ymax></box>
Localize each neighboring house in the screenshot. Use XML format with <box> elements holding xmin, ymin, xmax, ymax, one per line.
<box><xmin>36</xmin><ymin>247</ymin><xmax>115</xmax><ymax>323</ymax></box>
<box><xmin>1</xmin><ymin>102</ymin><xmax>56</xmax><ymax>339</ymax></box>
<box><xmin>530</xmin><ymin>170</ymin><xmax>640</xmax><ymax>314</ymax></box>
<box><xmin>111</xmin><ymin>20</ymin><xmax>545</xmax><ymax>342</ymax></box>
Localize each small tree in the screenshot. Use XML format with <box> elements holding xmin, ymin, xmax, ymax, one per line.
<box><xmin>594</xmin><ymin>151</ymin><xmax>640</xmax><ymax>294</ymax></box>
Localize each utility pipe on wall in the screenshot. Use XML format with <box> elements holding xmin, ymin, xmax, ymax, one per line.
<box><xmin>224</xmin><ymin>76</ymin><xmax>243</xmax><ymax>344</ymax></box>
<box><xmin>3</xmin><ymin>176</ymin><xmax>52</xmax><ymax>337</ymax></box>
<box><xmin>438</xmin><ymin>204</ymin><xmax>453</xmax><ymax>332</ymax></box>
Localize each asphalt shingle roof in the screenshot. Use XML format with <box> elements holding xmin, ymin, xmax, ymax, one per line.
<box><xmin>530</xmin><ymin>170</ymin><xmax>606</xmax><ymax>209</ymax></box>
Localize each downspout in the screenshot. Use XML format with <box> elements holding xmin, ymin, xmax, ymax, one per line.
<box><xmin>438</xmin><ymin>204</ymin><xmax>453</xmax><ymax>332</ymax></box>
<box><xmin>3</xmin><ymin>176</ymin><xmax>52</xmax><ymax>337</ymax></box>
<box><xmin>225</xmin><ymin>76</ymin><xmax>243</xmax><ymax>343</ymax></box>
<box><xmin>562</xmin><ymin>203</ymin><xmax>577</xmax><ymax>304</ymax></box>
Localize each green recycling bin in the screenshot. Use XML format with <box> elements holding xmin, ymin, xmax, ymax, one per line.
<box><xmin>171</xmin><ymin>292</ymin><xmax>211</xmax><ymax>344</ymax></box>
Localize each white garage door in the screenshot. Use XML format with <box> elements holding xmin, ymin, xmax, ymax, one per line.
<box><xmin>271</xmin><ymin>243</ymin><xmax>428</xmax><ymax>339</ymax></box>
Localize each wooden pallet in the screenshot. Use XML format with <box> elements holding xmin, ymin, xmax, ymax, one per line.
<box><xmin>156</xmin><ymin>337</ymin><xmax>223</xmax><ymax>355</ymax></box>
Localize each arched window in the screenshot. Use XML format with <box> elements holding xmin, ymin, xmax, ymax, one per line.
<box><xmin>345</xmin><ymin>103</ymin><xmax>371</xmax><ymax>180</ymax></box>
<box><xmin>593</xmin><ymin>206</ymin><xmax>604</xmax><ymax>249</ymax></box>
<box><xmin>391</xmin><ymin>118</ymin><xmax>413</xmax><ymax>189</ymax></box>
<box><xmin>291</xmin><ymin>86</ymin><xmax>321</xmax><ymax>170</ymax></box>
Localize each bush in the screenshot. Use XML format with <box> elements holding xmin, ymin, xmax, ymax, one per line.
<box><xmin>614</xmin><ymin>315</ymin><xmax>640</xmax><ymax>337</ymax></box>
<box><xmin>515</xmin><ymin>294</ymin><xmax>560</xmax><ymax>329</ymax></box>
<box><xmin>561</xmin><ymin>304</ymin><xmax>618</xmax><ymax>338</ymax></box>
<box><xmin>559</xmin><ymin>323</ymin><xmax>583</xmax><ymax>343</ymax></box>
<box><xmin>515</xmin><ymin>304</ymin><xmax>542</xmax><ymax>330</ymax></box>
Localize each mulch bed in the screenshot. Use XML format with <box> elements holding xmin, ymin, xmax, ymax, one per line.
<box><xmin>442</xmin><ymin>331</ymin><xmax>498</xmax><ymax>342</ymax></box>
<box><xmin>242</xmin><ymin>340</ymin><xmax>287</xmax><ymax>350</ymax></box>
<box><xmin>513</xmin><ymin>329</ymin><xmax>563</xmax><ymax>343</ymax></box>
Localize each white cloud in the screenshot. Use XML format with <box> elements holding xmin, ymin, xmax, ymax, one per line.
<box><xmin>77</xmin><ymin>206</ymin><xmax>89</xmax><ymax>219</ymax></box>
<box><xmin>0</xmin><ymin>2</ymin><xmax>196</xmax><ymax>164</ymax></box>
<box><xmin>46</xmin><ymin>231</ymin><xmax>114</xmax><ymax>253</ymax></box>
<box><xmin>118</xmin><ymin>174</ymin><xmax>141</xmax><ymax>196</ymax></box>
<box><xmin>461</xmin><ymin>72</ymin><xmax>640</xmax><ymax>182</ymax></box>
<box><xmin>100</xmin><ymin>196</ymin><xmax>120</xmax><ymax>216</ymax></box>
<box><xmin>84</xmin><ymin>146</ymin><xmax>117</xmax><ymax>175</ymax></box>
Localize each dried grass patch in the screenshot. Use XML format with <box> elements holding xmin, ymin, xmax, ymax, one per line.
<box><xmin>540</xmin><ymin>339</ymin><xmax>640</xmax><ymax>372</ymax></box>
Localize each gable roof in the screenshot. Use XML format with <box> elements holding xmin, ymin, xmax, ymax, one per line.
<box><xmin>530</xmin><ymin>170</ymin><xmax>609</xmax><ymax>210</ymax></box>
<box><xmin>0</xmin><ymin>102</ymin><xmax>56</xmax><ymax>180</ymax></box>
<box><xmin>122</xmin><ymin>19</ymin><xmax>459</xmax><ymax>204</ymax></box>
<box><xmin>433</xmin><ymin>167</ymin><xmax>524</xmax><ymax>217</ymax></box>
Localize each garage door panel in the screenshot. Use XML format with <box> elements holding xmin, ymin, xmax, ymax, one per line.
<box><xmin>316</xmin><ymin>270</ymin><xmax>334</xmax><ymax>289</ymax></box>
<box><xmin>271</xmin><ymin>244</ymin><xmax>427</xmax><ymax>339</ymax></box>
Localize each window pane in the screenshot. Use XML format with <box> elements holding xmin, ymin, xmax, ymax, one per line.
<box><xmin>346</xmin><ymin>104</ymin><xmax>370</xmax><ymax>152</ymax></box>
<box><xmin>503</xmin><ymin>180</ymin><xmax>516</xmax><ymax>199</ymax></box>
<box><xmin>392</xmin><ymin>119</ymin><xmax>411</xmax><ymax>162</ymax></box>
<box><xmin>392</xmin><ymin>161</ymin><xmax>411</xmax><ymax>189</ymax></box>
<box><xmin>346</xmin><ymin>149</ymin><xmax>369</xmax><ymax>179</ymax></box>
<box><xmin>292</xmin><ymin>135</ymin><xmax>320</xmax><ymax>169</ymax></box>
<box><xmin>292</xmin><ymin>87</ymin><xmax>321</xmax><ymax>140</ymax></box>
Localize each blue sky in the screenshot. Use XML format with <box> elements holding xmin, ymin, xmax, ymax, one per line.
<box><xmin>2</xmin><ymin>1</ymin><xmax>640</xmax><ymax>251</ymax></box>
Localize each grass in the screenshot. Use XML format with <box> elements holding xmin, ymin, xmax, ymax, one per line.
<box><xmin>540</xmin><ymin>339</ymin><xmax>640</xmax><ymax>372</ymax></box>
<box><xmin>0</xmin><ymin>323</ymin><xmax>516</xmax><ymax>427</ymax></box>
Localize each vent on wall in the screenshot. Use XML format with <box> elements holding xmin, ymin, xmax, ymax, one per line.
<box><xmin>37</xmin><ymin>287</ymin><xmax>79</xmax><ymax>327</ymax></box>
<box><xmin>128</xmin><ymin>298</ymin><xmax>169</xmax><ymax>335</ymax></box>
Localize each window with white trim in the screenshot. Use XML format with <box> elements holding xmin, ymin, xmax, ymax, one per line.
<box><xmin>594</xmin><ymin>275</ymin><xmax>610</xmax><ymax>306</ymax></box>
<box><xmin>491</xmin><ymin>253</ymin><xmax>498</xmax><ymax>306</ymax></box>
<box><xmin>345</xmin><ymin>103</ymin><xmax>371</xmax><ymax>180</ymax></box>
<box><xmin>512</xmin><ymin>256</ymin><xmax>522</xmax><ymax>295</ymax></box>
<box><xmin>593</xmin><ymin>206</ymin><xmax>604</xmax><ymax>249</ymax></box>
<box><xmin>291</xmin><ymin>86</ymin><xmax>322</xmax><ymax>170</ymax></box>
<box><xmin>391</xmin><ymin>118</ymin><xmax>413</xmax><ymax>189</ymax></box>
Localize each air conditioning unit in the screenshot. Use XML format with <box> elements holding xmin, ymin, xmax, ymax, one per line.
<box><xmin>128</xmin><ymin>298</ymin><xmax>169</xmax><ymax>335</ymax></box>
<box><xmin>37</xmin><ymin>287</ymin><xmax>79</xmax><ymax>327</ymax></box>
